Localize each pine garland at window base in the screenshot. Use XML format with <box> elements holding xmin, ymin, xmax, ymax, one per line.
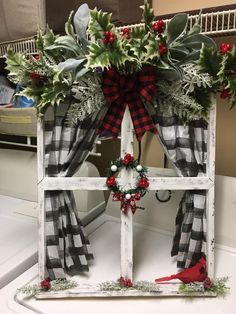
<box><xmin>179</xmin><ymin>277</ymin><xmax>230</xmax><ymax>297</ymax></box>
<box><xmin>5</xmin><ymin>1</ymin><xmax>236</xmax><ymax>125</ymax></box>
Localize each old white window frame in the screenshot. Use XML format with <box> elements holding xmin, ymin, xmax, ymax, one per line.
<box><xmin>37</xmin><ymin>98</ymin><xmax>216</xmax><ymax>297</ymax></box>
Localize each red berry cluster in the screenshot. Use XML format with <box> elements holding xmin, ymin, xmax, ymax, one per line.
<box><xmin>203</xmin><ymin>277</ymin><xmax>212</xmax><ymax>289</ymax></box>
<box><xmin>119</xmin><ymin>276</ymin><xmax>133</xmax><ymax>288</ymax></box>
<box><xmin>159</xmin><ymin>42</ymin><xmax>168</xmax><ymax>55</ymax></box>
<box><xmin>220</xmin><ymin>43</ymin><xmax>232</xmax><ymax>54</ymax></box>
<box><xmin>123</xmin><ymin>153</ymin><xmax>134</xmax><ymax>165</ymax></box>
<box><xmin>153</xmin><ymin>19</ymin><xmax>165</xmax><ymax>33</ymax></box>
<box><xmin>103</xmin><ymin>31</ymin><xmax>116</xmax><ymax>45</ymax></box>
<box><xmin>40</xmin><ymin>278</ymin><xmax>51</xmax><ymax>290</ymax></box>
<box><xmin>138</xmin><ymin>177</ymin><xmax>149</xmax><ymax>188</ymax></box>
<box><xmin>34</xmin><ymin>53</ymin><xmax>40</xmax><ymax>60</ymax></box>
<box><xmin>29</xmin><ymin>72</ymin><xmax>43</xmax><ymax>81</ymax></box>
<box><xmin>106</xmin><ymin>176</ymin><xmax>117</xmax><ymax>187</ymax></box>
<box><xmin>120</xmin><ymin>27</ymin><xmax>131</xmax><ymax>40</ymax></box>
<box><xmin>220</xmin><ymin>88</ymin><xmax>231</xmax><ymax>99</ymax></box>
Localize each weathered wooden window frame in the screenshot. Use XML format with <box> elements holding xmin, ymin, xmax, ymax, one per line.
<box><xmin>37</xmin><ymin>98</ymin><xmax>216</xmax><ymax>297</ymax></box>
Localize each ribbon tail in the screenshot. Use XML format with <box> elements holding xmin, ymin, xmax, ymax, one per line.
<box><xmin>128</xmin><ymin>102</ymin><xmax>158</xmax><ymax>142</ymax></box>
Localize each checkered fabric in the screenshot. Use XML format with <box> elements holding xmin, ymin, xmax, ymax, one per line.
<box><xmin>155</xmin><ymin>114</ymin><xmax>208</xmax><ymax>269</ymax></box>
<box><xmin>44</xmin><ymin>106</ymin><xmax>107</xmax><ymax>279</ymax></box>
<box><xmin>98</xmin><ymin>66</ymin><xmax>158</xmax><ymax>141</ymax></box>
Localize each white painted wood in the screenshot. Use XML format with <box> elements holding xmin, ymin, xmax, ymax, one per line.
<box><xmin>40</xmin><ymin>176</ymin><xmax>213</xmax><ymax>191</ymax></box>
<box><xmin>37</xmin><ymin>120</ymin><xmax>46</xmax><ymax>281</ymax></box>
<box><xmin>206</xmin><ymin>102</ymin><xmax>216</xmax><ymax>279</ymax></box>
<box><xmin>120</xmin><ymin>106</ymin><xmax>134</xmax><ymax>281</ymax></box>
<box><xmin>35</xmin><ymin>281</ymin><xmax>217</xmax><ymax>298</ymax></box>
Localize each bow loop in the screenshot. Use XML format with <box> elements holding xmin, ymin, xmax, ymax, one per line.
<box><xmin>99</xmin><ymin>67</ymin><xmax>158</xmax><ymax>141</ymax></box>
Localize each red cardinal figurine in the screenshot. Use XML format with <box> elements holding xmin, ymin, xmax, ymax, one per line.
<box><xmin>155</xmin><ymin>257</ymin><xmax>207</xmax><ymax>284</ymax></box>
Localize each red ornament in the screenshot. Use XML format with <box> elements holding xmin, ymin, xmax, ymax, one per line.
<box><xmin>106</xmin><ymin>176</ymin><xmax>117</xmax><ymax>187</ymax></box>
<box><xmin>123</xmin><ymin>153</ymin><xmax>134</xmax><ymax>165</ymax></box>
<box><xmin>138</xmin><ymin>177</ymin><xmax>149</xmax><ymax>188</ymax></box>
<box><xmin>220</xmin><ymin>43</ymin><xmax>232</xmax><ymax>54</ymax></box>
<box><xmin>220</xmin><ymin>88</ymin><xmax>230</xmax><ymax>99</ymax></box>
<box><xmin>40</xmin><ymin>278</ymin><xmax>51</xmax><ymax>290</ymax></box>
<box><xmin>203</xmin><ymin>277</ymin><xmax>213</xmax><ymax>289</ymax></box>
<box><xmin>159</xmin><ymin>43</ymin><xmax>168</xmax><ymax>55</ymax></box>
<box><xmin>153</xmin><ymin>20</ymin><xmax>165</xmax><ymax>33</ymax></box>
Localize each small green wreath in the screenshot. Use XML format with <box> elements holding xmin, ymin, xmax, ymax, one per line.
<box><xmin>106</xmin><ymin>153</ymin><xmax>149</xmax><ymax>214</ymax></box>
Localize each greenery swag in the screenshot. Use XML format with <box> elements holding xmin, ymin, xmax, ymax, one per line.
<box><xmin>5</xmin><ymin>1</ymin><xmax>236</xmax><ymax>124</ymax></box>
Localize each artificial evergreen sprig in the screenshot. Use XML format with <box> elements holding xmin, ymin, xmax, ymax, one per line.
<box><xmin>18</xmin><ymin>279</ymin><xmax>77</xmax><ymax>296</ymax></box>
<box><xmin>99</xmin><ymin>280</ymin><xmax>160</xmax><ymax>293</ymax></box>
<box><xmin>179</xmin><ymin>277</ymin><xmax>229</xmax><ymax>296</ymax></box>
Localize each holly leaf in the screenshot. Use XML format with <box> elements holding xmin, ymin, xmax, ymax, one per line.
<box><xmin>167</xmin><ymin>14</ymin><xmax>188</xmax><ymax>43</ymax></box>
<box><xmin>198</xmin><ymin>44</ymin><xmax>221</xmax><ymax>77</ymax></box>
<box><xmin>65</xmin><ymin>11</ymin><xmax>77</xmax><ymax>40</ymax></box>
<box><xmin>143</xmin><ymin>36</ymin><xmax>160</xmax><ymax>62</ymax></box>
<box><xmin>36</xmin><ymin>27</ymin><xmax>56</xmax><ymax>53</ymax></box>
<box><xmin>40</xmin><ymin>81</ymin><xmax>69</xmax><ymax>107</ymax></box>
<box><xmin>17</xmin><ymin>86</ymin><xmax>42</xmax><ymax>102</ymax></box>
<box><xmin>141</xmin><ymin>0</ymin><xmax>154</xmax><ymax>30</ymax></box>
<box><xmin>6</xmin><ymin>49</ymin><xmax>27</xmax><ymax>81</ymax></box>
<box><xmin>87</xmin><ymin>42</ymin><xmax>111</xmax><ymax>70</ymax></box>
<box><xmin>226</xmin><ymin>76</ymin><xmax>236</xmax><ymax>109</ymax></box>
<box><xmin>224</xmin><ymin>46</ymin><xmax>236</xmax><ymax>72</ymax></box>
<box><xmin>88</xmin><ymin>8</ymin><xmax>113</xmax><ymax>39</ymax></box>
<box><xmin>131</xmin><ymin>26</ymin><xmax>146</xmax><ymax>39</ymax></box>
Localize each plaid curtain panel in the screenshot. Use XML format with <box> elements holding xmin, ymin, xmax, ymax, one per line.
<box><xmin>44</xmin><ymin>106</ymin><xmax>107</xmax><ymax>279</ymax></box>
<box><xmin>156</xmin><ymin>114</ymin><xmax>208</xmax><ymax>269</ymax></box>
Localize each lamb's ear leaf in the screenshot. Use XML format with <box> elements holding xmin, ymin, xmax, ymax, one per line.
<box><xmin>167</xmin><ymin>14</ymin><xmax>188</xmax><ymax>43</ymax></box>
<box><xmin>74</xmin><ymin>4</ymin><xmax>90</xmax><ymax>40</ymax></box>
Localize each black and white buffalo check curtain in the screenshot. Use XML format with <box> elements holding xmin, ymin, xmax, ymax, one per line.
<box><xmin>44</xmin><ymin>106</ymin><xmax>106</xmax><ymax>279</ymax></box>
<box><xmin>155</xmin><ymin>114</ymin><xmax>207</xmax><ymax>269</ymax></box>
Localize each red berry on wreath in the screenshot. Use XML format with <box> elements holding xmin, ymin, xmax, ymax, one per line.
<box><xmin>123</xmin><ymin>153</ymin><xmax>134</xmax><ymax>165</ymax></box>
<box><xmin>138</xmin><ymin>177</ymin><xmax>149</xmax><ymax>188</ymax></box>
<box><xmin>106</xmin><ymin>176</ymin><xmax>117</xmax><ymax>187</ymax></box>
<box><xmin>40</xmin><ymin>278</ymin><xmax>51</xmax><ymax>290</ymax></box>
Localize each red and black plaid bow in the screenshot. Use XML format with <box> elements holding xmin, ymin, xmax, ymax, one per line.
<box><xmin>99</xmin><ymin>66</ymin><xmax>158</xmax><ymax>141</ymax></box>
<box><xmin>113</xmin><ymin>192</ymin><xmax>141</xmax><ymax>214</ymax></box>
